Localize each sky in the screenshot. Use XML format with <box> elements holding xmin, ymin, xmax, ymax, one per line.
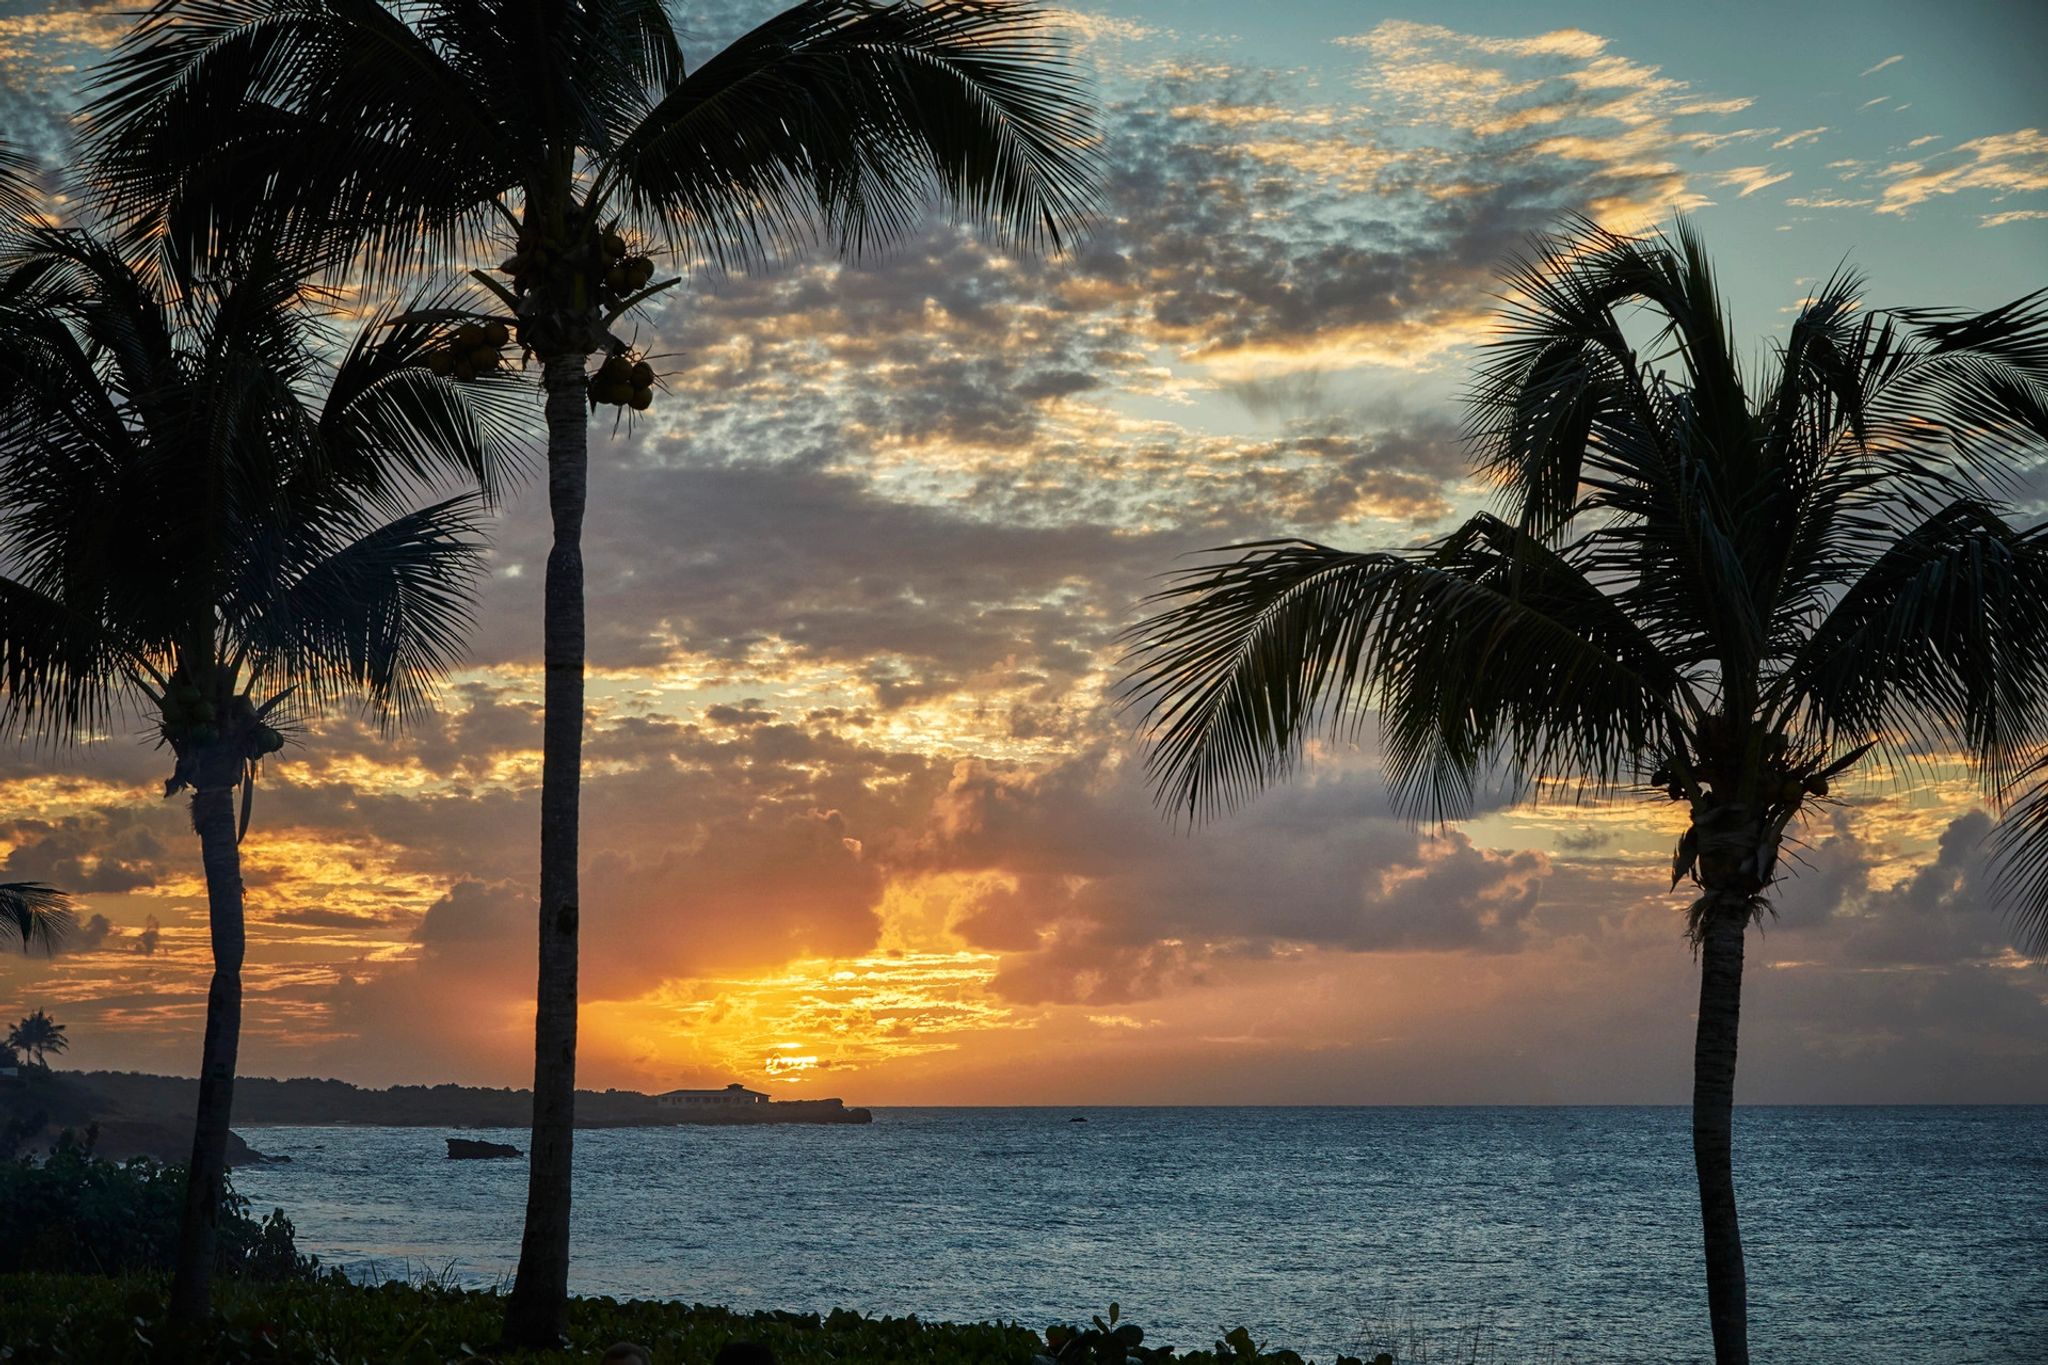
<box><xmin>1</xmin><ymin>0</ymin><xmax>2045</xmax><ymax>1104</ymax></box>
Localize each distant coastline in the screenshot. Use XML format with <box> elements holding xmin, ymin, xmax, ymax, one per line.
<box><xmin>2</xmin><ymin>1070</ymin><xmax>869</xmax><ymax>1165</ymax></box>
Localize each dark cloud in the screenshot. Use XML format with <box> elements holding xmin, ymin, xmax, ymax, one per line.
<box><xmin>1834</xmin><ymin>811</ymin><xmax>2012</xmax><ymax>966</ymax></box>
<box><xmin>915</xmin><ymin>750</ymin><xmax>1548</xmax><ymax>1002</ymax></box>
<box><xmin>0</xmin><ymin>810</ymin><xmax>170</xmax><ymax>892</ymax></box>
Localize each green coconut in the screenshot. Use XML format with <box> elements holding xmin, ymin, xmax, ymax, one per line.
<box><xmin>629</xmin><ymin>361</ymin><xmax>655</xmax><ymax>386</ymax></box>
<box><xmin>483</xmin><ymin>320</ymin><xmax>510</xmax><ymax>347</ymax></box>
<box><xmin>628</xmin><ymin>386</ymin><xmax>653</xmax><ymax>411</ymax></box>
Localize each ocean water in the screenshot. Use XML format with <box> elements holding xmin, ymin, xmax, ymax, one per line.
<box><xmin>232</xmin><ymin>1107</ymin><xmax>2048</xmax><ymax>1364</ymax></box>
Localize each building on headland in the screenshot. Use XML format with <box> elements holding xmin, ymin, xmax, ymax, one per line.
<box><xmin>654</xmin><ymin>1082</ymin><xmax>769</xmax><ymax>1109</ymax></box>
<box><xmin>646</xmin><ymin>1080</ymin><xmax>871</xmax><ymax>1124</ymax></box>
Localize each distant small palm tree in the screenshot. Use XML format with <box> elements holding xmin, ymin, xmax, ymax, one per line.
<box><xmin>0</xmin><ymin>882</ymin><xmax>75</xmax><ymax>955</ymax></box>
<box><xmin>1122</xmin><ymin>219</ymin><xmax>2048</xmax><ymax>1365</ymax></box>
<box><xmin>84</xmin><ymin>1</ymin><xmax>1100</xmax><ymax>1341</ymax></box>
<box><xmin>0</xmin><ymin>211</ymin><xmax>524</xmax><ymax>1319</ymax></box>
<box><xmin>6</xmin><ymin>1008</ymin><xmax>68</xmax><ymax>1068</ymax></box>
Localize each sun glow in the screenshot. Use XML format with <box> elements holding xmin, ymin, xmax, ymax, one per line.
<box><xmin>582</xmin><ymin>946</ymin><xmax>1019</xmax><ymax>1091</ymax></box>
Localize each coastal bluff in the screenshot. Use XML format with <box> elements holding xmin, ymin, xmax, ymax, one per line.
<box><xmin>7</xmin><ymin>1071</ymin><xmax>869</xmax><ymax>1155</ymax></box>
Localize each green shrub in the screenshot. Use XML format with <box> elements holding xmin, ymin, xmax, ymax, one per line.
<box><xmin>0</xmin><ymin>1277</ymin><xmax>1361</xmax><ymax>1365</ymax></box>
<box><xmin>0</xmin><ymin>1128</ymin><xmax>316</xmax><ymax>1281</ymax></box>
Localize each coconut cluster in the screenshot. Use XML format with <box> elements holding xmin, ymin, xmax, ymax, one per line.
<box><xmin>595</xmin><ymin>229</ymin><xmax>656</xmax><ymax>305</ymax></box>
<box><xmin>161</xmin><ymin>676</ymin><xmax>284</xmax><ymax>756</ymax></box>
<box><xmin>1651</xmin><ymin>715</ymin><xmax>1827</xmax><ymax>805</ymax></box>
<box><xmin>498</xmin><ymin>225</ymin><xmax>654</xmax><ymax>309</ymax></box>
<box><xmin>422</xmin><ymin>321</ymin><xmax>511</xmax><ymax>381</ymax></box>
<box><xmin>589</xmin><ymin>352</ymin><xmax>656</xmax><ymax>411</ymax></box>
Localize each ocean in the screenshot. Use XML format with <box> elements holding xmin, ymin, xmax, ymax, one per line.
<box><xmin>231</xmin><ymin>1106</ymin><xmax>2048</xmax><ymax>1364</ymax></box>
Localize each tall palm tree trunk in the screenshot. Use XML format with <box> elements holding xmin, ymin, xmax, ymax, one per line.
<box><xmin>505</xmin><ymin>351</ymin><xmax>589</xmax><ymax>1347</ymax></box>
<box><xmin>1692</xmin><ymin>899</ymin><xmax>1750</xmax><ymax>1365</ymax></box>
<box><xmin>168</xmin><ymin>778</ymin><xmax>247</xmax><ymax>1322</ymax></box>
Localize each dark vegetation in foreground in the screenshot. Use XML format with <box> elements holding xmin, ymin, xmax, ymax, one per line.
<box><xmin>0</xmin><ymin>1137</ymin><xmax>314</xmax><ymax>1281</ymax></box>
<box><xmin>0</xmin><ymin>1276</ymin><xmax>1390</xmax><ymax>1365</ymax></box>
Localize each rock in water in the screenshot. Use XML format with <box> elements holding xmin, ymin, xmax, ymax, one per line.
<box><xmin>602</xmin><ymin>1345</ymin><xmax>653</xmax><ymax>1365</ymax></box>
<box><xmin>444</xmin><ymin>1137</ymin><xmax>520</xmax><ymax>1159</ymax></box>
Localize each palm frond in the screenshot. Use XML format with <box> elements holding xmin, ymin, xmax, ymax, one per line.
<box><xmin>0</xmin><ymin>140</ymin><xmax>41</xmax><ymax>229</ymax></box>
<box><xmin>312</xmin><ymin>291</ymin><xmax>534</xmax><ymax>515</ymax></box>
<box><xmin>85</xmin><ymin>0</ymin><xmax>519</xmax><ymax>281</ymax></box>
<box><xmin>0</xmin><ymin>882</ymin><xmax>75</xmax><ymax>955</ymax></box>
<box><xmin>1378</xmin><ymin>515</ymin><xmax>1690</xmax><ymax>822</ymax></box>
<box><xmin>1467</xmin><ymin>219</ymin><xmax>1761</xmax><ymax>674</ymax></box>
<box><xmin>1769</xmin><ymin>506</ymin><xmax>2048</xmax><ymax>791</ymax></box>
<box><xmin>237</xmin><ymin>494</ymin><xmax>489</xmax><ymax>728</ymax></box>
<box><xmin>1121</xmin><ymin>520</ymin><xmax>1687</xmax><ymax>823</ymax></box>
<box><xmin>605</xmin><ymin>0</ymin><xmax>1100</xmax><ymax>269</ymax></box>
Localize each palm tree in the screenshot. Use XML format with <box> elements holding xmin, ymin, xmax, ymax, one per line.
<box><xmin>1121</xmin><ymin>219</ymin><xmax>2048</xmax><ymax>1365</ymax></box>
<box><xmin>0</xmin><ymin>219</ymin><xmax>523</xmax><ymax>1321</ymax></box>
<box><xmin>82</xmin><ymin>0</ymin><xmax>1100</xmax><ymax>1340</ymax></box>
<box><xmin>5</xmin><ymin>1008</ymin><xmax>68</xmax><ymax>1068</ymax></box>
<box><xmin>0</xmin><ymin>883</ymin><xmax>75</xmax><ymax>954</ymax></box>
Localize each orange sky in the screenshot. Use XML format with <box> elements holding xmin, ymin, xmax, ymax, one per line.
<box><xmin>2</xmin><ymin>1</ymin><xmax>2044</xmax><ymax>1102</ymax></box>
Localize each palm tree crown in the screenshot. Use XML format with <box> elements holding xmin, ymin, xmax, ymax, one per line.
<box><xmin>6</xmin><ymin>1008</ymin><xmax>68</xmax><ymax>1068</ymax></box>
<box><xmin>1122</xmin><ymin>219</ymin><xmax>2048</xmax><ymax>1365</ymax></box>
<box><xmin>0</xmin><ymin>226</ymin><xmax>521</xmax><ymax>771</ymax></box>
<box><xmin>87</xmin><ymin>0</ymin><xmax>1099</xmax><ymax>315</ymax></box>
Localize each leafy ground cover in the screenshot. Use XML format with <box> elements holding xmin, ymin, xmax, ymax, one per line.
<box><xmin>0</xmin><ymin>1277</ymin><xmax>1375</xmax><ymax>1365</ymax></box>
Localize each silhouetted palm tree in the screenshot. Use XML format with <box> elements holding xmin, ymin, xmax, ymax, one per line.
<box><xmin>0</xmin><ymin>883</ymin><xmax>74</xmax><ymax>955</ymax></box>
<box><xmin>0</xmin><ymin>218</ymin><xmax>523</xmax><ymax>1321</ymax></box>
<box><xmin>6</xmin><ymin>1008</ymin><xmax>68</xmax><ymax>1068</ymax></box>
<box><xmin>1122</xmin><ymin>220</ymin><xmax>2048</xmax><ymax>1365</ymax></box>
<box><xmin>84</xmin><ymin>1</ymin><xmax>1100</xmax><ymax>1340</ymax></box>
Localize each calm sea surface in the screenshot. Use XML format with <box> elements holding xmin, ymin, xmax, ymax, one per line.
<box><xmin>233</xmin><ymin>1107</ymin><xmax>2048</xmax><ymax>1364</ymax></box>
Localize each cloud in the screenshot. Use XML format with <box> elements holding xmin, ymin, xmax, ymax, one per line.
<box><xmin>1771</xmin><ymin>127</ymin><xmax>1827</xmax><ymax>150</ymax></box>
<box><xmin>1716</xmin><ymin>165</ymin><xmax>1794</xmax><ymax>198</ymax></box>
<box><xmin>0</xmin><ymin>1</ymin><xmax>2038</xmax><ymax>1103</ymax></box>
<box><xmin>912</xmin><ymin>750</ymin><xmax>1548</xmax><ymax>1005</ymax></box>
<box><xmin>1875</xmin><ymin>128</ymin><xmax>2048</xmax><ymax>216</ymax></box>
<box><xmin>0</xmin><ymin>810</ymin><xmax>170</xmax><ymax>893</ymax></box>
<box><xmin>1860</xmin><ymin>55</ymin><xmax>1904</xmax><ymax>77</ymax></box>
